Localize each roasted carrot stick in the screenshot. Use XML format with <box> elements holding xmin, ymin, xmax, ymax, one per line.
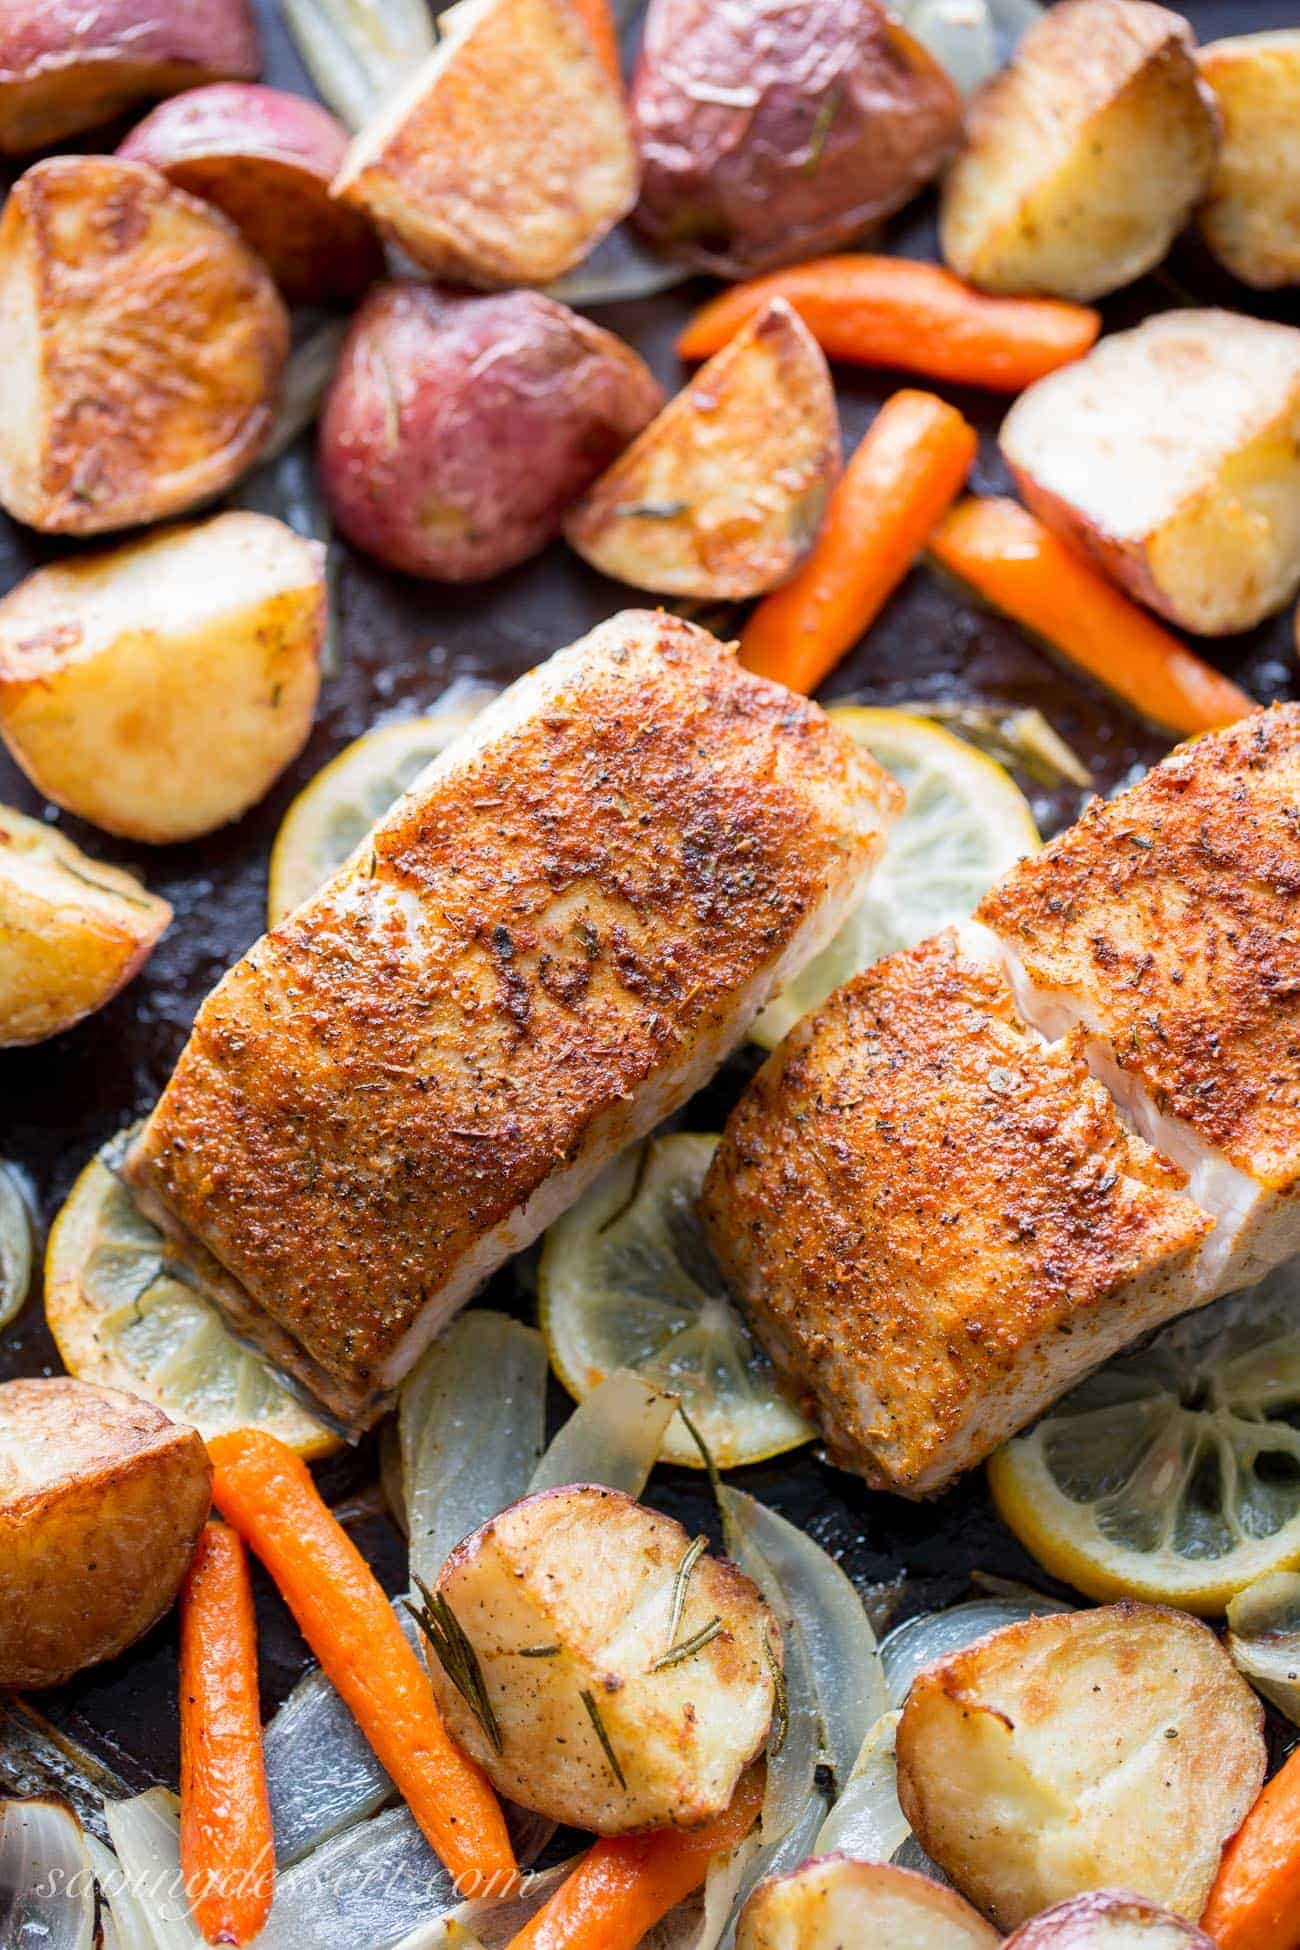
<box><xmin>740</xmin><ymin>390</ymin><xmax>977</xmax><ymax>695</ymax></box>
<box><xmin>929</xmin><ymin>497</ymin><xmax>1256</xmax><ymax>738</ymax></box>
<box><xmin>1202</xmin><ymin>1748</ymin><xmax>1300</xmax><ymax>1950</ymax></box>
<box><xmin>677</xmin><ymin>257</ymin><xmax>1100</xmax><ymax>393</ymax></box>
<box><xmin>508</xmin><ymin>1767</ymin><xmax>763</xmax><ymax>1950</ymax></box>
<box><xmin>207</xmin><ymin>1429</ymin><xmax>516</xmax><ymax>1898</ymax></box>
<box><xmin>179</xmin><ymin>1521</ymin><xmax>274</xmax><ymax>1948</ymax></box>
<box><xmin>569</xmin><ymin>0</ymin><xmax>621</xmax><ymax>79</ymax></box>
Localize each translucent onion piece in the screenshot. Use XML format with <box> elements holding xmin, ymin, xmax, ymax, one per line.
<box><xmin>815</xmin><ymin>1710</ymin><xmax>909</xmax><ymax>1863</ymax></box>
<box><xmin>1227</xmin><ymin>1570</ymin><xmax>1300</xmax><ymax>1724</ymax></box>
<box><xmin>880</xmin><ymin>1595</ymin><xmax>1068</xmax><ymax>1710</ymax></box>
<box><xmin>901</xmin><ymin>0</ymin><xmax>998</xmax><ymax>93</ymax></box>
<box><xmin>262</xmin><ymin>320</ymin><xmax>350</xmax><ymax>469</ymax></box>
<box><xmin>401</xmin><ymin>1312</ymin><xmax>548</xmax><ymax>1590</ymax></box>
<box><xmin>392</xmin><ymin>1862</ymin><xmax>574</xmax><ymax>1950</ymax></box>
<box><xmin>989</xmin><ymin>0</ymin><xmax>1045</xmax><ymax>49</ymax></box>
<box><xmin>102</xmin><ymin>1791</ymin><xmax>202</xmax><ymax>1950</ymax></box>
<box><xmin>85</xmin><ymin>1833</ymin><xmax>158</xmax><ymax>1950</ymax></box>
<box><xmin>0</xmin><ymin>1160</ymin><xmax>34</xmax><ymax>1331</ymax></box>
<box><xmin>528</xmin><ymin>1369</ymin><xmax>679</xmax><ymax>1498</ymax></box>
<box><xmin>0</xmin><ymin>1698</ymin><xmax>130</xmax><ymax>1843</ymax></box>
<box><xmin>263</xmin><ymin>1604</ymin><xmax>421</xmax><ymax>1866</ymax></box>
<box><xmin>546</xmin><ymin>225</ymin><xmax>690</xmax><ymax>308</ymax></box>
<box><xmin>719</xmin><ymin>1489</ymin><xmax>885</xmax><ymax>1814</ymax></box>
<box><xmin>715</xmin><ymin>1788</ymin><xmax>831</xmax><ymax>1950</ymax></box>
<box><xmin>255</xmin><ymin>1808</ymin><xmax>457</xmax><ymax>1950</ymax></box>
<box><xmin>280</xmin><ymin>0</ymin><xmax>435</xmax><ymax>130</ymax></box>
<box><xmin>0</xmin><ymin>1799</ymin><xmax>95</xmax><ymax>1950</ymax></box>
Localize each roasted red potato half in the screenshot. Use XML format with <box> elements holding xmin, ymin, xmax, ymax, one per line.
<box><xmin>632</xmin><ymin>0</ymin><xmax>962</xmax><ymax>278</ymax></box>
<box><xmin>0</xmin><ymin>1377</ymin><xmax>210</xmax><ymax>1689</ymax></box>
<box><xmin>0</xmin><ymin>0</ymin><xmax>258</xmax><ymax>155</ymax></box>
<box><xmin>1003</xmin><ymin>1892</ymin><xmax>1218</xmax><ymax>1950</ymax></box>
<box><xmin>320</xmin><ymin>282</ymin><xmax>663</xmax><ymax>582</ymax></box>
<box><xmin>120</xmin><ymin>83</ymin><xmax>382</xmax><ymax>304</ymax></box>
<box><xmin>0</xmin><ymin>157</ymin><xmax>288</xmax><ymax>536</ymax></box>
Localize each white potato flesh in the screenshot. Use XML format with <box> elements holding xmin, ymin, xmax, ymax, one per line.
<box><xmin>1197</xmin><ymin>32</ymin><xmax>1300</xmax><ymax>289</ymax></box>
<box><xmin>1003</xmin><ymin>1890</ymin><xmax>1217</xmax><ymax>1950</ymax></box>
<box><xmin>427</xmin><ymin>1484</ymin><xmax>779</xmax><ymax>1834</ymax></box>
<box><xmin>737</xmin><ymin>1858</ymin><xmax>1000</xmax><ymax>1950</ymax></box>
<box><xmin>939</xmin><ymin>0</ymin><xmax>1220</xmax><ymax>301</ymax></box>
<box><xmin>895</xmin><ymin>1602</ymin><xmax>1265</xmax><ymax>1931</ymax></box>
<box><xmin>0</xmin><ymin>1376</ymin><xmax>211</xmax><ymax>1689</ymax></box>
<box><xmin>0</xmin><ymin>805</ymin><xmax>170</xmax><ymax>1046</ymax></box>
<box><xmin>564</xmin><ymin>299</ymin><xmax>840</xmax><ymax>600</ymax></box>
<box><xmin>0</xmin><ymin>512</ymin><xmax>325</xmax><ymax>843</ymax></box>
<box><xmin>332</xmin><ymin>0</ymin><xmax>637</xmax><ymax>287</ymax></box>
<box><xmin>1000</xmin><ymin>308</ymin><xmax>1300</xmax><ymax>634</ymax></box>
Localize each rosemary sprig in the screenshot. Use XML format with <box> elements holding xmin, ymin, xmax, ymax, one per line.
<box><xmin>406</xmin><ymin>1577</ymin><xmax>503</xmax><ymax>1755</ymax></box>
<box><xmin>663</xmin><ymin>1533</ymin><xmax>708</xmax><ymax>1656</ymax></box>
<box><xmin>580</xmin><ymin>1688</ymin><xmax>627</xmax><ymax>1789</ymax></box>
<box><xmin>650</xmin><ymin>1617</ymin><xmax>723</xmax><ymax>1672</ymax></box>
<box><xmin>677</xmin><ymin>1403</ymin><xmax>722</xmax><ymax>1505</ymax></box>
<box><xmin>764</xmin><ymin>1632</ymin><xmax>788</xmax><ymax>1755</ymax></box>
<box><xmin>512</xmin><ymin>1644</ymin><xmax>562</xmax><ymax>1658</ymax></box>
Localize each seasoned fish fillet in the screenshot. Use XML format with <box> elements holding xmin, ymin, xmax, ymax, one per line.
<box><xmin>701</xmin><ymin>926</ymin><xmax>1212</xmax><ymax>1495</ymax></box>
<box><xmin>977</xmin><ymin>704</ymin><xmax>1300</xmax><ymax>1299</ymax></box>
<box><xmin>126</xmin><ymin>611</ymin><xmax>897</xmax><ymax>1429</ymax></box>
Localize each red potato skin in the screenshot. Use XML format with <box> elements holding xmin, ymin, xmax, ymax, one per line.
<box><xmin>119</xmin><ymin>84</ymin><xmax>382</xmax><ymax>304</ymax></box>
<box><xmin>631</xmin><ymin>0</ymin><xmax>963</xmax><ymax>278</ymax></box>
<box><xmin>0</xmin><ymin>0</ymin><xmax>259</xmax><ymax>155</ymax></box>
<box><xmin>320</xmin><ymin>283</ymin><xmax>665</xmax><ymax>583</ymax></box>
<box><xmin>1002</xmin><ymin>1891</ymin><xmax>1218</xmax><ymax>1948</ymax></box>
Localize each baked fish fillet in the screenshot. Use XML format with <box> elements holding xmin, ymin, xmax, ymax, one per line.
<box><xmin>977</xmin><ymin>703</ymin><xmax>1300</xmax><ymax>1299</ymax></box>
<box><xmin>125</xmin><ymin>610</ymin><xmax>898</xmax><ymax>1430</ymax></box>
<box><xmin>701</xmin><ymin>925</ymin><xmax>1212</xmax><ymax>1496</ymax></box>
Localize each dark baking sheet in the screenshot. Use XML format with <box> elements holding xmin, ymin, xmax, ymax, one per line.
<box><xmin>2</xmin><ymin>0</ymin><xmax>1298</xmax><ymax>1795</ymax></box>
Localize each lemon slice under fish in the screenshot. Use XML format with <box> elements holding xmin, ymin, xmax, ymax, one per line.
<box><xmin>752</xmin><ymin>706</ymin><xmax>1039</xmax><ymax>1050</ymax></box>
<box><xmin>46</xmin><ymin>1148</ymin><xmax>336</xmax><ymax>1457</ymax></box>
<box><xmin>539</xmin><ymin>1133</ymin><xmax>813</xmax><ymax>1469</ymax></box>
<box><xmin>267</xmin><ymin>695</ymin><xmax>493</xmax><ymax>924</ymax></box>
<box><xmin>990</xmin><ymin>1269</ymin><xmax>1300</xmax><ymax>1615</ymax></box>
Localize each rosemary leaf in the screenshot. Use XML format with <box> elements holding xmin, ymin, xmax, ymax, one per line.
<box><xmin>650</xmin><ymin>1616</ymin><xmax>723</xmax><ymax>1672</ymax></box>
<box><xmin>512</xmin><ymin>1644</ymin><xmax>562</xmax><ymax>1658</ymax></box>
<box><xmin>580</xmin><ymin>1687</ymin><xmax>627</xmax><ymax>1789</ymax></box>
<box><xmin>662</xmin><ymin>1533</ymin><xmax>709</xmax><ymax>1659</ymax></box>
<box><xmin>406</xmin><ymin>1577</ymin><xmax>503</xmax><ymax>1755</ymax></box>
<box><xmin>765</xmin><ymin>1631</ymin><xmax>788</xmax><ymax>1755</ymax></box>
<box><xmin>677</xmin><ymin>1403</ymin><xmax>723</xmax><ymax>1505</ymax></box>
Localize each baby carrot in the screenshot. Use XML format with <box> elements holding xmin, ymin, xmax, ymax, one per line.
<box><xmin>677</xmin><ymin>256</ymin><xmax>1100</xmax><ymax>393</ymax></box>
<box><xmin>179</xmin><ymin>1521</ymin><xmax>274</xmax><ymax>1948</ymax></box>
<box><xmin>1202</xmin><ymin>1748</ymin><xmax>1300</xmax><ymax>1950</ymax></box>
<box><xmin>207</xmin><ymin>1428</ymin><xmax>516</xmax><ymax>1898</ymax></box>
<box><xmin>508</xmin><ymin>1767</ymin><xmax>763</xmax><ymax>1950</ymax></box>
<box><xmin>740</xmin><ymin>390</ymin><xmax>977</xmax><ymax>695</ymax></box>
<box><xmin>929</xmin><ymin>497</ymin><xmax>1255</xmax><ymax>738</ymax></box>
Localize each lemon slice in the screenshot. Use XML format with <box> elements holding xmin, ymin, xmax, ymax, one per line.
<box><xmin>752</xmin><ymin>706</ymin><xmax>1039</xmax><ymax>1050</ymax></box>
<box><xmin>539</xmin><ymin>1133</ymin><xmax>813</xmax><ymax>1469</ymax></box>
<box><xmin>46</xmin><ymin>1148</ymin><xmax>336</xmax><ymax>1457</ymax></box>
<box><xmin>990</xmin><ymin>1269</ymin><xmax>1300</xmax><ymax>1614</ymax></box>
<box><xmin>267</xmin><ymin>694</ymin><xmax>494</xmax><ymax>924</ymax></box>
<box><xmin>0</xmin><ymin>1162</ymin><xmax>34</xmax><ymax>1331</ymax></box>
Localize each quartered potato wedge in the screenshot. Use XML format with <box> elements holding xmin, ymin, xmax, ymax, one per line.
<box><xmin>564</xmin><ymin>299</ymin><xmax>840</xmax><ymax>600</ymax></box>
<box><xmin>895</xmin><ymin>1603</ymin><xmax>1265</xmax><ymax>1931</ymax></box>
<box><xmin>332</xmin><ymin>0</ymin><xmax>637</xmax><ymax>287</ymax></box>
<box><xmin>940</xmin><ymin>0</ymin><xmax>1220</xmax><ymax>301</ymax></box>
<box><xmin>737</xmin><ymin>1859</ymin><xmax>999</xmax><ymax>1950</ymax></box>
<box><xmin>0</xmin><ymin>156</ymin><xmax>287</xmax><ymax>535</ymax></box>
<box><xmin>0</xmin><ymin>513</ymin><xmax>325</xmax><ymax>843</ymax></box>
<box><xmin>0</xmin><ymin>1375</ymin><xmax>210</xmax><ymax>1689</ymax></box>
<box><xmin>0</xmin><ymin>806</ymin><xmax>170</xmax><ymax>1047</ymax></box>
<box><xmin>1197</xmin><ymin>30</ymin><xmax>1300</xmax><ymax>289</ymax></box>
<box><xmin>1001</xmin><ymin>309</ymin><xmax>1300</xmax><ymax>635</ymax></box>
<box><xmin>425</xmin><ymin>1484</ymin><xmax>779</xmax><ymax>1835</ymax></box>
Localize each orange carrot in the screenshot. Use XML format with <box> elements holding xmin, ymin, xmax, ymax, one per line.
<box><xmin>508</xmin><ymin>1767</ymin><xmax>763</xmax><ymax>1950</ymax></box>
<box><xmin>1202</xmin><ymin>1750</ymin><xmax>1300</xmax><ymax>1950</ymax></box>
<box><xmin>569</xmin><ymin>0</ymin><xmax>621</xmax><ymax>79</ymax></box>
<box><xmin>677</xmin><ymin>256</ymin><xmax>1100</xmax><ymax>393</ymax></box>
<box><xmin>740</xmin><ymin>390</ymin><xmax>977</xmax><ymax>695</ymax></box>
<box><xmin>179</xmin><ymin>1521</ymin><xmax>274</xmax><ymax>1948</ymax></box>
<box><xmin>929</xmin><ymin>497</ymin><xmax>1256</xmax><ymax>738</ymax></box>
<box><xmin>207</xmin><ymin>1429</ymin><xmax>516</xmax><ymax>1898</ymax></box>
